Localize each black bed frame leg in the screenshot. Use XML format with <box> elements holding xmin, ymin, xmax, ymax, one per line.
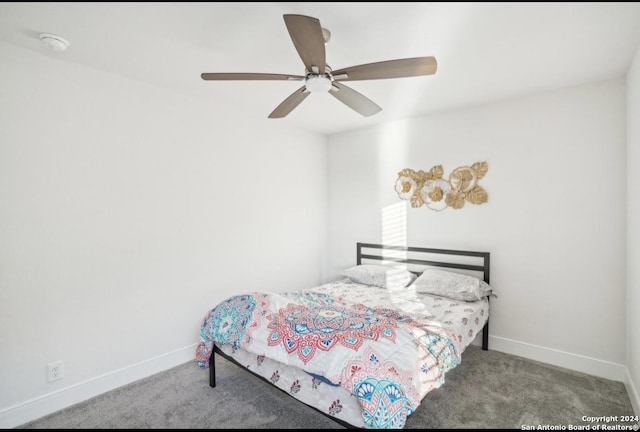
<box><xmin>482</xmin><ymin>320</ymin><xmax>489</xmax><ymax>351</ymax></box>
<box><xmin>209</xmin><ymin>347</ymin><xmax>216</xmax><ymax>388</ymax></box>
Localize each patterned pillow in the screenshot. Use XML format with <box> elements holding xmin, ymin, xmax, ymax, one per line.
<box><xmin>342</xmin><ymin>264</ymin><xmax>415</xmax><ymax>290</ymax></box>
<box><xmin>410</xmin><ymin>268</ymin><xmax>493</xmax><ymax>301</ymax></box>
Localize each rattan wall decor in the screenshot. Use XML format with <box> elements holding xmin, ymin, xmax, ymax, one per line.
<box><xmin>394</xmin><ymin>162</ymin><xmax>488</xmax><ymax>211</ymax></box>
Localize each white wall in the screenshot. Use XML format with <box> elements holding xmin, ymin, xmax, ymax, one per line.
<box><xmin>0</xmin><ymin>41</ymin><xmax>327</xmax><ymax>426</ymax></box>
<box><xmin>327</xmin><ymin>79</ymin><xmax>627</xmax><ymax>375</ymax></box>
<box><xmin>627</xmin><ymin>44</ymin><xmax>640</xmax><ymax>415</ymax></box>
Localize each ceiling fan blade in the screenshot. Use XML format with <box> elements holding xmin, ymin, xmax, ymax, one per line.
<box><xmin>329</xmin><ymin>82</ymin><xmax>381</xmax><ymax>117</ymax></box>
<box><xmin>332</xmin><ymin>56</ymin><xmax>437</xmax><ymax>81</ymax></box>
<box><xmin>283</xmin><ymin>14</ymin><xmax>326</xmax><ymax>74</ymax></box>
<box><xmin>268</xmin><ymin>86</ymin><xmax>310</xmax><ymax>118</ymax></box>
<box><xmin>201</xmin><ymin>73</ymin><xmax>304</xmax><ymax>81</ymax></box>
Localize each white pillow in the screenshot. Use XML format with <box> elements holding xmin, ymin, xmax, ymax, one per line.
<box><xmin>342</xmin><ymin>264</ymin><xmax>416</xmax><ymax>290</ymax></box>
<box><xmin>410</xmin><ymin>268</ymin><xmax>493</xmax><ymax>301</ymax></box>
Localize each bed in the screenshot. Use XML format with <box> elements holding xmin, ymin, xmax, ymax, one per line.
<box><xmin>196</xmin><ymin>242</ymin><xmax>492</xmax><ymax>429</ymax></box>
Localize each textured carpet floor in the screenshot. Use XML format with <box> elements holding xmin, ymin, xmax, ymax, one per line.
<box><xmin>19</xmin><ymin>345</ymin><xmax>636</xmax><ymax>429</ymax></box>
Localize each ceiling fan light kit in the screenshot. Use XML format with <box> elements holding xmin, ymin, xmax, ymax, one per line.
<box><xmin>305</xmin><ymin>75</ymin><xmax>332</xmax><ymax>93</ymax></box>
<box><xmin>201</xmin><ymin>14</ymin><xmax>437</xmax><ymax>118</ymax></box>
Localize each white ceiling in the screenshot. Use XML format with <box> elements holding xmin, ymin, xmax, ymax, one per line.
<box><xmin>2</xmin><ymin>2</ymin><xmax>640</xmax><ymax>135</ymax></box>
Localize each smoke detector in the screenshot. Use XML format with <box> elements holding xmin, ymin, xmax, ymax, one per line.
<box><xmin>39</xmin><ymin>33</ymin><xmax>69</xmax><ymax>52</ymax></box>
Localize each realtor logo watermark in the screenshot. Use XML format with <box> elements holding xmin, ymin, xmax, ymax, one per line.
<box><xmin>521</xmin><ymin>416</ymin><xmax>639</xmax><ymax>431</ymax></box>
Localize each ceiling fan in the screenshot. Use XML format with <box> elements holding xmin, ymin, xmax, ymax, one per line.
<box><xmin>201</xmin><ymin>14</ymin><xmax>437</xmax><ymax>119</ymax></box>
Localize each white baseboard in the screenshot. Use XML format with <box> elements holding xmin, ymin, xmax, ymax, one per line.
<box><xmin>0</xmin><ymin>343</ymin><xmax>198</xmax><ymax>429</ymax></box>
<box><xmin>489</xmin><ymin>335</ymin><xmax>627</xmax><ymax>382</ymax></box>
<box><xmin>625</xmin><ymin>367</ymin><xmax>640</xmax><ymax>416</ymax></box>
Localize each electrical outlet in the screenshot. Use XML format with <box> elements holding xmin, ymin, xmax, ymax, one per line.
<box><xmin>47</xmin><ymin>361</ymin><xmax>64</xmax><ymax>382</ymax></box>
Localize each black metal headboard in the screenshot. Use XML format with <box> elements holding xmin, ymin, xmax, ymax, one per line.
<box><xmin>356</xmin><ymin>242</ymin><xmax>491</xmax><ymax>350</ymax></box>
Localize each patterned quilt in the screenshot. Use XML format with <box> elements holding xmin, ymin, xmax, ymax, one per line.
<box><xmin>196</xmin><ymin>286</ymin><xmax>461</xmax><ymax>429</ymax></box>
